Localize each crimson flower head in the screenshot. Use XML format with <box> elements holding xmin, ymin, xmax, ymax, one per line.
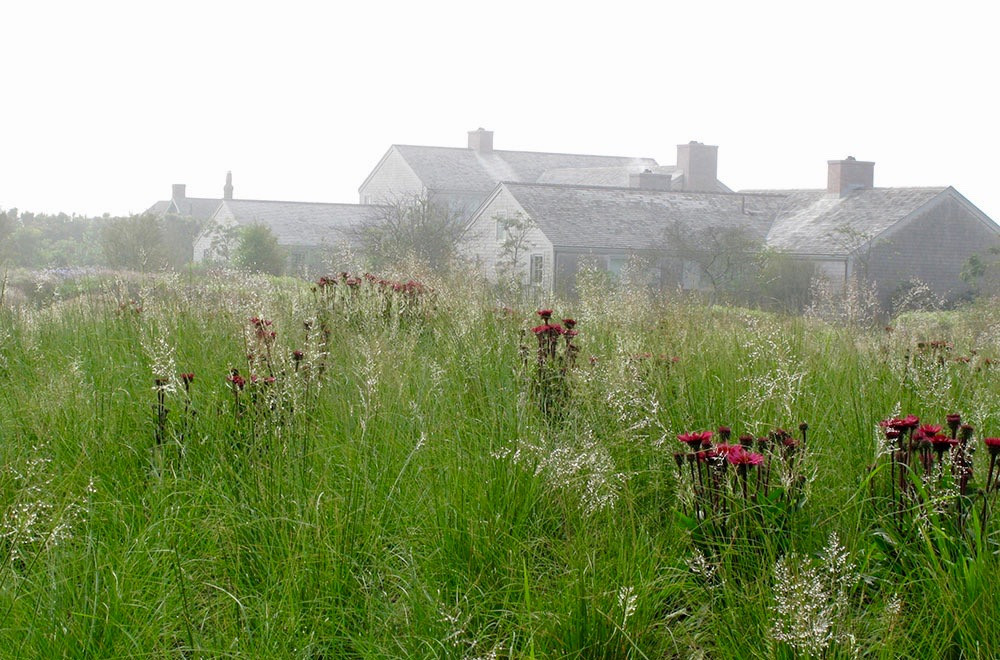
<box><xmin>946</xmin><ymin>413</ymin><xmax>962</xmax><ymax>427</ymax></box>
<box><xmin>537</xmin><ymin>309</ymin><xmax>553</xmax><ymax>321</ymax></box>
<box><xmin>918</xmin><ymin>424</ymin><xmax>943</xmax><ymax>438</ymax></box>
<box><xmin>227</xmin><ymin>372</ymin><xmax>246</xmax><ymax>389</ymax></box>
<box><xmin>678</xmin><ymin>431</ymin><xmax>713</xmax><ymax>450</ymax></box>
<box><xmin>532</xmin><ymin>323</ymin><xmax>564</xmax><ymax>336</ymax></box>
<box><xmin>180</xmin><ymin>372</ymin><xmax>195</xmax><ymax>385</ymax></box>
<box><xmin>717</xmin><ymin>426</ymin><xmax>732</xmax><ymax>441</ymax></box>
<box><xmin>960</xmin><ymin>424</ymin><xmax>975</xmax><ymax>442</ymax></box>
<box><xmin>887</xmin><ymin>415</ymin><xmax>920</xmax><ymax>431</ymax></box>
<box><xmin>727</xmin><ymin>447</ymin><xmax>764</xmax><ymax>466</ymax></box>
<box><xmin>293</xmin><ymin>350</ymin><xmax>304</xmax><ymax>362</ymax></box>
<box><xmin>930</xmin><ymin>435</ymin><xmax>959</xmax><ymax>453</ymax></box>
<box><xmin>714</xmin><ymin>443</ymin><xmax>739</xmax><ymax>457</ymax></box>
<box><xmin>984</xmin><ymin>437</ymin><xmax>1000</xmax><ymax>456</ymax></box>
<box><xmin>562</xmin><ymin>318</ymin><xmax>576</xmax><ymax>329</ymax></box>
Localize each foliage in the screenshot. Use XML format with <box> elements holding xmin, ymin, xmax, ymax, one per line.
<box><xmin>233</xmin><ymin>223</ymin><xmax>286</xmax><ymax>275</ymax></box>
<box><xmin>663</xmin><ymin>220</ymin><xmax>762</xmax><ymax>298</ymax></box>
<box><xmin>0</xmin><ymin>269</ymin><xmax>998</xmax><ymax>656</ymax></box>
<box><xmin>494</xmin><ymin>211</ymin><xmax>537</xmax><ymax>292</ymax></box>
<box><xmin>521</xmin><ymin>309</ymin><xmax>580</xmax><ymax>420</ymax></box>
<box><xmin>354</xmin><ymin>196</ymin><xmax>467</xmax><ymax>272</ymax></box>
<box><xmin>961</xmin><ymin>246</ymin><xmax>1000</xmax><ymax>296</ymax></box>
<box><xmin>101</xmin><ymin>214</ymin><xmax>169</xmax><ymax>271</ymax></box>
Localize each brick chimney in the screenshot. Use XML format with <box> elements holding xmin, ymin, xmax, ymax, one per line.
<box><xmin>468</xmin><ymin>127</ymin><xmax>494</xmax><ymax>153</ymax></box>
<box><xmin>224</xmin><ymin>171</ymin><xmax>233</xmax><ymax>200</ymax></box>
<box><xmin>628</xmin><ymin>169</ymin><xmax>672</xmax><ymax>191</ymax></box>
<box><xmin>172</xmin><ymin>183</ymin><xmax>186</xmax><ymax>201</ymax></box>
<box><xmin>676</xmin><ymin>141</ymin><xmax>718</xmax><ymax>192</ymax></box>
<box><xmin>827</xmin><ymin>156</ymin><xmax>874</xmax><ymax>196</ymax></box>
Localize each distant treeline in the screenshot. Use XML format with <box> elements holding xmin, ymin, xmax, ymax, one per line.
<box><xmin>0</xmin><ymin>209</ymin><xmax>202</xmax><ymax>271</ymax></box>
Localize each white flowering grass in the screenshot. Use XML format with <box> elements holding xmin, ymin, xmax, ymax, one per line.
<box><xmin>0</xmin><ymin>270</ymin><xmax>996</xmax><ymax>656</ymax></box>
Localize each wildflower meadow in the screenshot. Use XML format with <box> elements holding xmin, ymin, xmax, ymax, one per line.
<box><xmin>1</xmin><ymin>267</ymin><xmax>999</xmax><ymax>658</ymax></box>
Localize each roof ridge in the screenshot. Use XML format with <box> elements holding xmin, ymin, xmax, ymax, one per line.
<box><xmin>226</xmin><ymin>199</ymin><xmax>387</xmax><ymax>207</ymax></box>
<box><xmin>393</xmin><ymin>144</ymin><xmax>656</xmax><ymax>161</ymax></box>
<box><xmin>500</xmin><ymin>181</ymin><xmax>782</xmax><ymax>197</ymax></box>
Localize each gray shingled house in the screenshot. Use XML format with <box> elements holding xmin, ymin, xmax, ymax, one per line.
<box><xmin>357</xmin><ymin>129</ymin><xmax>730</xmax><ymax>215</ymax></box>
<box><xmin>194</xmin><ymin>199</ymin><xmax>384</xmax><ymax>275</ymax></box>
<box><xmin>462</xmin><ymin>156</ymin><xmax>1000</xmax><ymax>307</ymax></box>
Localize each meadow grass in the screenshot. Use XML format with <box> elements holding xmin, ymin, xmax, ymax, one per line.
<box><xmin>0</xmin><ymin>269</ymin><xmax>998</xmax><ymax>658</ymax></box>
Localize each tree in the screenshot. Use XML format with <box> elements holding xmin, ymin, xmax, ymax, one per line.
<box><xmin>355</xmin><ymin>196</ymin><xmax>467</xmax><ymax>272</ymax></box>
<box><xmin>961</xmin><ymin>246</ymin><xmax>1000</xmax><ymax>297</ymax></box>
<box><xmin>0</xmin><ymin>210</ymin><xmax>12</xmax><ymax>262</ymax></box>
<box><xmin>101</xmin><ymin>214</ymin><xmax>168</xmax><ymax>271</ymax></box>
<box><xmin>160</xmin><ymin>213</ymin><xmax>205</xmax><ymax>268</ymax></box>
<box><xmin>495</xmin><ymin>212</ymin><xmax>536</xmax><ymax>289</ymax></box>
<box><xmin>233</xmin><ymin>224</ymin><xmax>286</xmax><ymax>275</ymax></box>
<box><xmin>662</xmin><ymin>220</ymin><xmax>762</xmax><ymax>300</ymax></box>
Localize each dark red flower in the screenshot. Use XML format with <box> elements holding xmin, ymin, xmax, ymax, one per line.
<box><xmin>180</xmin><ymin>373</ymin><xmax>195</xmax><ymax>384</ymax></box>
<box><xmin>678</xmin><ymin>431</ymin><xmax>713</xmax><ymax>450</ymax></box>
<box><xmin>887</xmin><ymin>415</ymin><xmax>920</xmax><ymax>431</ymax></box>
<box><xmin>930</xmin><ymin>435</ymin><xmax>959</xmax><ymax>453</ymax></box>
<box><xmin>918</xmin><ymin>424</ymin><xmax>943</xmax><ymax>438</ymax></box>
<box><xmin>531</xmin><ymin>323</ymin><xmax>564</xmax><ymax>336</ymax></box>
<box><xmin>227</xmin><ymin>373</ymin><xmax>245</xmax><ymax>389</ymax></box>
<box><xmin>537</xmin><ymin>309</ymin><xmax>553</xmax><ymax>320</ymax></box>
<box><xmin>727</xmin><ymin>447</ymin><xmax>764</xmax><ymax>466</ymax></box>
<box><xmin>714</xmin><ymin>443</ymin><xmax>739</xmax><ymax>457</ymax></box>
<box><xmin>984</xmin><ymin>438</ymin><xmax>1000</xmax><ymax>456</ymax></box>
<box><xmin>562</xmin><ymin>318</ymin><xmax>576</xmax><ymax>329</ymax></box>
<box><xmin>293</xmin><ymin>350</ymin><xmax>304</xmax><ymax>361</ymax></box>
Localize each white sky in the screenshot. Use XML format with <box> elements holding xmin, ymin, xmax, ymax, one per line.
<box><xmin>3</xmin><ymin>0</ymin><xmax>999</xmax><ymax>222</ymax></box>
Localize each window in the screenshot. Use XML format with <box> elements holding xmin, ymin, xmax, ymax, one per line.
<box><xmin>681</xmin><ymin>260</ymin><xmax>704</xmax><ymax>290</ymax></box>
<box><xmin>530</xmin><ymin>254</ymin><xmax>544</xmax><ymax>285</ymax></box>
<box><xmin>608</xmin><ymin>256</ymin><xmax>627</xmax><ymax>277</ymax></box>
<box><xmin>496</xmin><ymin>219</ymin><xmax>506</xmax><ymax>240</ymax></box>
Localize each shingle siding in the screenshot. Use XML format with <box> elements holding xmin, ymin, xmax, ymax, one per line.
<box><xmin>358</xmin><ymin>148</ymin><xmax>425</xmax><ymax>204</ymax></box>
<box><xmin>863</xmin><ymin>193</ymin><xmax>1000</xmax><ymax>306</ymax></box>
<box><xmin>462</xmin><ymin>188</ymin><xmax>554</xmax><ymax>292</ymax></box>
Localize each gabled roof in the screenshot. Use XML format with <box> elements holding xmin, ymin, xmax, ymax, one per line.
<box><xmin>211</xmin><ymin>199</ymin><xmax>386</xmax><ymax>247</ymax></box>
<box><xmin>758</xmin><ymin>187</ymin><xmax>949</xmax><ymax>256</ymax></box>
<box><xmin>480</xmin><ymin>183</ymin><xmax>973</xmax><ymax>257</ymax></box>
<box><xmin>390</xmin><ymin>145</ymin><xmax>658</xmax><ymax>193</ymax></box>
<box><xmin>492</xmin><ymin>182</ymin><xmax>781</xmax><ymax>251</ymax></box>
<box><xmin>169</xmin><ymin>197</ymin><xmax>222</xmax><ymax>219</ymax></box>
<box><xmin>145</xmin><ymin>197</ymin><xmax>221</xmax><ymax>219</ymax></box>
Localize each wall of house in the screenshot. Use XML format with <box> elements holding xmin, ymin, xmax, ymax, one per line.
<box><xmin>192</xmin><ymin>205</ymin><xmax>238</xmax><ymax>262</ymax></box>
<box><xmin>864</xmin><ymin>193</ymin><xmax>1000</xmax><ymax>307</ymax></box>
<box><xmin>553</xmin><ymin>249</ymin><xmax>667</xmax><ymax>297</ymax></box>
<box><xmin>358</xmin><ymin>149</ymin><xmax>425</xmax><ymax>204</ymax></box>
<box><xmin>462</xmin><ymin>189</ymin><xmax>554</xmax><ymax>292</ymax></box>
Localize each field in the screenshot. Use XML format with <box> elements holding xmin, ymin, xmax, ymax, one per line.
<box><xmin>0</xmin><ymin>269</ymin><xmax>999</xmax><ymax>658</ymax></box>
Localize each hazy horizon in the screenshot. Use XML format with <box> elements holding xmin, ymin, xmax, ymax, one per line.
<box><xmin>4</xmin><ymin>0</ymin><xmax>998</xmax><ymax>223</ymax></box>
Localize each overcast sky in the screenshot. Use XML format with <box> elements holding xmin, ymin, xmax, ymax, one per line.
<box><xmin>3</xmin><ymin>0</ymin><xmax>998</xmax><ymax>223</ymax></box>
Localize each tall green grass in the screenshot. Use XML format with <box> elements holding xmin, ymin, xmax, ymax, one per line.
<box><xmin>0</xmin><ymin>270</ymin><xmax>997</xmax><ymax>657</ymax></box>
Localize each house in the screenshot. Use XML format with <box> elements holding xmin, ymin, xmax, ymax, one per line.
<box><xmin>145</xmin><ymin>172</ymin><xmax>231</xmax><ymax>220</ymax></box>
<box><xmin>462</xmin><ymin>152</ymin><xmax>1000</xmax><ymax>307</ymax></box>
<box><xmin>357</xmin><ymin>129</ymin><xmax>730</xmax><ymax>214</ymax></box>
<box><xmin>194</xmin><ymin>199</ymin><xmax>383</xmax><ymax>275</ymax></box>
